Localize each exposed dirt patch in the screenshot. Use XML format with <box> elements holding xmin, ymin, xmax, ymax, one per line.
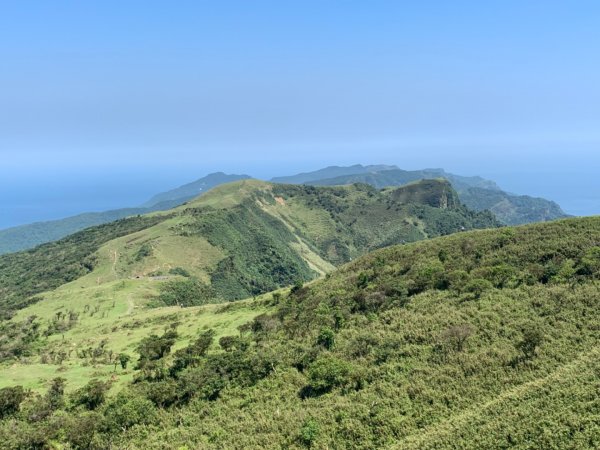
<box><xmin>274</xmin><ymin>196</ymin><xmax>286</xmax><ymax>206</ymax></box>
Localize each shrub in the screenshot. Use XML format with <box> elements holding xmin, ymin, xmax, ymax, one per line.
<box><xmin>0</xmin><ymin>386</ymin><xmax>27</xmax><ymax>419</ymax></box>
<box><xmin>316</xmin><ymin>327</ymin><xmax>335</xmax><ymax>350</ymax></box>
<box><xmin>168</xmin><ymin>266</ymin><xmax>191</xmax><ymax>277</ymax></box>
<box><xmin>299</xmin><ymin>418</ymin><xmax>320</xmax><ymax>447</ymax></box>
<box><xmin>305</xmin><ymin>356</ymin><xmax>354</xmax><ymax>396</ymax></box>
<box><xmin>71</xmin><ymin>379</ymin><xmax>110</xmax><ymax>410</ymax></box>
<box><xmin>135</xmin><ymin>243</ymin><xmax>153</xmax><ymax>261</ymax></box>
<box><xmin>464</xmin><ymin>278</ymin><xmax>493</xmax><ymax>299</ymax></box>
<box><xmin>158</xmin><ymin>278</ymin><xmax>216</xmax><ymax>307</ymax></box>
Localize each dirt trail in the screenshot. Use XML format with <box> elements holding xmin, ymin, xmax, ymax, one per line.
<box><xmin>111</xmin><ymin>249</ymin><xmax>119</xmax><ymax>278</ymax></box>
<box><xmin>126</xmin><ymin>294</ymin><xmax>134</xmax><ymax>315</ymax></box>
<box><xmin>397</xmin><ymin>346</ymin><xmax>600</xmax><ymax>448</ymax></box>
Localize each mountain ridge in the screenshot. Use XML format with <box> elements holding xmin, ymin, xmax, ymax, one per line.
<box><xmin>279</xmin><ymin>165</ymin><xmax>568</xmax><ymax>225</ymax></box>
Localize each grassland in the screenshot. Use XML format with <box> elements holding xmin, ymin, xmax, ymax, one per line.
<box><xmin>2</xmin><ymin>273</ymin><xmax>272</xmax><ymax>393</ymax></box>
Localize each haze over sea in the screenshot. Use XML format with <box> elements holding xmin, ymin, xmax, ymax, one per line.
<box><xmin>1</xmin><ymin>143</ymin><xmax>598</xmax><ymax>230</ymax></box>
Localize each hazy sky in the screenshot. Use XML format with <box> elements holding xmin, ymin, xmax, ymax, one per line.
<box><xmin>1</xmin><ymin>1</ymin><xmax>600</xmax><ymax>228</ymax></box>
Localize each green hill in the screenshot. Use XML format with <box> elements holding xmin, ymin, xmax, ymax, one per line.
<box><xmin>1</xmin><ymin>216</ymin><xmax>600</xmax><ymax>448</ymax></box>
<box><xmin>0</xmin><ymin>178</ymin><xmax>498</xmax><ymax>320</ymax></box>
<box><xmin>0</xmin><ymin>172</ymin><xmax>250</xmax><ymax>255</ymax></box>
<box><xmin>141</xmin><ymin>171</ymin><xmax>251</xmax><ymax>207</ymax></box>
<box><xmin>280</xmin><ymin>166</ymin><xmax>568</xmax><ymax>225</ymax></box>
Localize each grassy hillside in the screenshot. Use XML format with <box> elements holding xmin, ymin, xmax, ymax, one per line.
<box><xmin>1</xmin><ymin>217</ymin><xmax>599</xmax><ymax>449</ymax></box>
<box><xmin>299</xmin><ymin>167</ymin><xmax>568</xmax><ymax>225</ymax></box>
<box><xmin>0</xmin><ymin>214</ymin><xmax>172</xmax><ymax>318</ymax></box>
<box><xmin>0</xmin><ymin>179</ymin><xmax>498</xmax><ymax>319</ymax></box>
<box><xmin>0</xmin><ymin>172</ymin><xmax>250</xmax><ymax>255</ymax></box>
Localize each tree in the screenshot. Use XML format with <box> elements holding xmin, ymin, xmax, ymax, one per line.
<box><xmin>305</xmin><ymin>356</ymin><xmax>353</xmax><ymax>396</ymax></box>
<box><xmin>316</xmin><ymin>327</ymin><xmax>335</xmax><ymax>350</ymax></box>
<box><xmin>46</xmin><ymin>377</ymin><xmax>66</xmax><ymax>410</ymax></box>
<box><xmin>299</xmin><ymin>418</ymin><xmax>320</xmax><ymax>447</ymax></box>
<box><xmin>517</xmin><ymin>327</ymin><xmax>544</xmax><ymax>360</ymax></box>
<box><xmin>579</xmin><ymin>247</ymin><xmax>600</xmax><ymax>278</ymax></box>
<box><xmin>118</xmin><ymin>353</ymin><xmax>131</xmax><ymax>370</ymax></box>
<box><xmin>440</xmin><ymin>324</ymin><xmax>474</xmax><ymax>352</ymax></box>
<box><xmin>136</xmin><ymin>329</ymin><xmax>178</xmax><ymax>369</ymax></box>
<box><xmin>219</xmin><ymin>335</ymin><xmax>238</xmax><ymax>352</ymax></box>
<box><xmin>291</xmin><ymin>279</ymin><xmax>304</xmax><ymax>294</ymax></box>
<box><xmin>0</xmin><ymin>386</ymin><xmax>27</xmax><ymax>419</ymax></box>
<box><xmin>464</xmin><ymin>278</ymin><xmax>493</xmax><ymax>299</ymax></box>
<box><xmin>103</xmin><ymin>392</ymin><xmax>157</xmax><ymax>431</ymax></box>
<box><xmin>170</xmin><ymin>330</ymin><xmax>214</xmax><ymax>375</ymax></box>
<box><xmin>71</xmin><ymin>379</ymin><xmax>110</xmax><ymax>410</ymax></box>
<box><xmin>158</xmin><ymin>278</ymin><xmax>215</xmax><ymax>307</ymax></box>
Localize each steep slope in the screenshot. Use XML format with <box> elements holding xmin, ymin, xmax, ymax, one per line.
<box><xmin>280</xmin><ymin>166</ymin><xmax>568</xmax><ymax>225</ymax></box>
<box><xmin>459</xmin><ymin>186</ymin><xmax>567</xmax><ymax>225</ymax></box>
<box><xmin>2</xmin><ymin>217</ymin><xmax>600</xmax><ymax>449</ymax></box>
<box><xmin>0</xmin><ymin>172</ymin><xmax>250</xmax><ymax>255</ymax></box>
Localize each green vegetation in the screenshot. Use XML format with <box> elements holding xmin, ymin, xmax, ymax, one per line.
<box><xmin>0</xmin><ymin>178</ymin><xmax>498</xmax><ymax>321</ymax></box>
<box><xmin>289</xmin><ymin>165</ymin><xmax>568</xmax><ymax>225</ymax></box>
<box><xmin>2</xmin><ymin>217</ymin><xmax>600</xmax><ymax>448</ymax></box>
<box><xmin>1</xmin><ymin>165</ymin><xmax>564</xmax><ymax>256</ymax></box>
<box><xmin>0</xmin><ymin>214</ymin><xmax>171</xmax><ymax>317</ymax></box>
<box><xmin>157</xmin><ymin>278</ymin><xmax>216</xmax><ymax>307</ymax></box>
<box><xmin>0</xmin><ymin>172</ymin><xmax>250</xmax><ymax>255</ymax></box>
<box><xmin>181</xmin><ymin>200</ymin><xmax>315</xmax><ymax>299</ymax></box>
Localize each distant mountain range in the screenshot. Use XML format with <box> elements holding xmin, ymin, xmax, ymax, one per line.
<box><xmin>0</xmin><ymin>164</ymin><xmax>568</xmax><ymax>255</ymax></box>
<box><xmin>273</xmin><ymin>165</ymin><xmax>568</xmax><ymax>226</ymax></box>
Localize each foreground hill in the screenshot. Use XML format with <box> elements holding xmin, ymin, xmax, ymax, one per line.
<box><xmin>0</xmin><ymin>172</ymin><xmax>250</xmax><ymax>255</ymax></box>
<box><xmin>1</xmin><ymin>216</ymin><xmax>599</xmax><ymax>449</ymax></box>
<box><xmin>0</xmin><ymin>178</ymin><xmax>498</xmax><ymax>320</ymax></box>
<box><xmin>275</xmin><ymin>165</ymin><xmax>568</xmax><ymax>225</ymax></box>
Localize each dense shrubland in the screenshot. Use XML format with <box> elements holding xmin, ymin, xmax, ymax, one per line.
<box><xmin>1</xmin><ymin>217</ymin><xmax>600</xmax><ymax>449</ymax></box>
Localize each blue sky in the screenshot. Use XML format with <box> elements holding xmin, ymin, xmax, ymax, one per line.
<box><xmin>1</xmin><ymin>1</ymin><xmax>600</xmax><ymax>228</ymax></box>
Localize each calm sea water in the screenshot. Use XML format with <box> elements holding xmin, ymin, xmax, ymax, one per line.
<box><xmin>0</xmin><ymin>163</ymin><xmax>598</xmax><ymax>230</ymax></box>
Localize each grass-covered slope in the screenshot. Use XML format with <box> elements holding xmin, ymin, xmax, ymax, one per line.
<box><xmin>0</xmin><ymin>172</ymin><xmax>251</xmax><ymax>256</ymax></box>
<box><xmin>0</xmin><ymin>214</ymin><xmax>172</xmax><ymax>318</ymax></box>
<box><xmin>1</xmin><ymin>217</ymin><xmax>600</xmax><ymax>449</ymax></box>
